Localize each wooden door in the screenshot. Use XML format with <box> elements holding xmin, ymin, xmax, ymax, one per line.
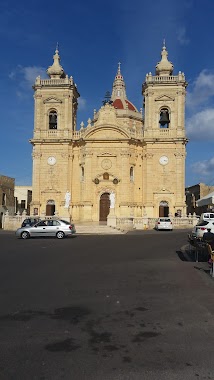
<box><xmin>99</xmin><ymin>193</ymin><xmax>110</xmax><ymax>221</ymax></box>
<box><xmin>46</xmin><ymin>204</ymin><xmax>55</xmax><ymax>216</ymax></box>
<box><xmin>159</xmin><ymin>206</ymin><xmax>164</xmax><ymax>217</ymax></box>
<box><xmin>159</xmin><ymin>205</ymin><xmax>169</xmax><ymax>217</ymax></box>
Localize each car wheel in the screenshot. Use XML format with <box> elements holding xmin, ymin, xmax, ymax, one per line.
<box><xmin>56</xmin><ymin>231</ymin><xmax>65</xmax><ymax>239</ymax></box>
<box><xmin>21</xmin><ymin>231</ymin><xmax>30</xmax><ymax>239</ymax></box>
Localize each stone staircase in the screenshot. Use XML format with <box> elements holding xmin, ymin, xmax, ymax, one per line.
<box><xmin>74</xmin><ymin>223</ymin><xmax>126</xmax><ymax>235</ymax></box>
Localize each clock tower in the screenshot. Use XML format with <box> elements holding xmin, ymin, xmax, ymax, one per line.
<box><xmin>30</xmin><ymin>47</ymin><xmax>79</xmax><ymax>217</ymax></box>
<box><xmin>142</xmin><ymin>42</ymin><xmax>188</xmax><ymax>217</ymax></box>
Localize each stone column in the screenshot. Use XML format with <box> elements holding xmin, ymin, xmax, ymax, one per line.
<box><xmin>119</xmin><ymin>151</ymin><xmax>130</xmax><ymax>216</ymax></box>
<box><xmin>142</xmin><ymin>151</ymin><xmax>154</xmax><ymax>217</ymax></box>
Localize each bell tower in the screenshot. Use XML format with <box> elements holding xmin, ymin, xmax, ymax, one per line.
<box><xmin>30</xmin><ymin>47</ymin><xmax>79</xmax><ymax>218</ymax></box>
<box><xmin>142</xmin><ymin>42</ymin><xmax>188</xmax><ymax>217</ymax></box>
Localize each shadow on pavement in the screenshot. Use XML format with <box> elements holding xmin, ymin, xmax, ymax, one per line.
<box><xmin>176</xmin><ymin>250</ymin><xmax>189</xmax><ymax>261</ymax></box>
<box><xmin>177</xmin><ymin>245</ymin><xmax>213</xmax><ymax>279</ymax></box>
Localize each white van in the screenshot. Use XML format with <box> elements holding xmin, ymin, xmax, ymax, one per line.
<box><xmin>199</xmin><ymin>213</ymin><xmax>214</xmax><ymax>221</ymax></box>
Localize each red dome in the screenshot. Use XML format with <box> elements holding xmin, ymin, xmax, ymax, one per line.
<box><xmin>112</xmin><ymin>98</ymin><xmax>137</xmax><ymax>112</ymax></box>
<box><xmin>113</xmin><ymin>99</ymin><xmax>123</xmax><ymax>109</ymax></box>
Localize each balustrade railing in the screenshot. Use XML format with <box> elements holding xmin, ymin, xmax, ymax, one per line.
<box><xmin>35</xmin><ymin>78</ymin><xmax>73</xmax><ymax>86</ymax></box>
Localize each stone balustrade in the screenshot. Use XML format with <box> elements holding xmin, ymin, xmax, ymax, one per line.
<box><xmin>145</xmin><ymin>74</ymin><xmax>185</xmax><ymax>84</ymax></box>
<box><xmin>2</xmin><ymin>211</ymin><xmax>199</xmax><ymax>231</ymax></box>
<box><xmin>143</xmin><ymin>128</ymin><xmax>185</xmax><ymax>138</ymax></box>
<box><xmin>33</xmin><ymin>130</ymin><xmax>73</xmax><ymax>139</ymax></box>
<box><xmin>35</xmin><ymin>77</ymin><xmax>73</xmax><ymax>86</ymax></box>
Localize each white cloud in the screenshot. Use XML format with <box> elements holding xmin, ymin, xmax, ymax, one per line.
<box><xmin>8</xmin><ymin>71</ymin><xmax>15</xmax><ymax>79</ymax></box>
<box><xmin>9</xmin><ymin>65</ymin><xmax>46</xmax><ymax>94</ymax></box>
<box><xmin>21</xmin><ymin>66</ymin><xmax>47</xmax><ymax>85</ymax></box>
<box><xmin>186</xmin><ymin>108</ymin><xmax>214</xmax><ymax>141</ymax></box>
<box><xmin>185</xmin><ymin>69</ymin><xmax>214</xmax><ymax>141</ymax></box>
<box><xmin>187</xmin><ymin>70</ymin><xmax>214</xmax><ymax>109</ymax></box>
<box><xmin>78</xmin><ymin>98</ymin><xmax>86</xmax><ymax>110</ymax></box>
<box><xmin>191</xmin><ymin>157</ymin><xmax>214</xmax><ymax>178</ymax></box>
<box><xmin>177</xmin><ymin>27</ymin><xmax>190</xmax><ymax>46</ymax></box>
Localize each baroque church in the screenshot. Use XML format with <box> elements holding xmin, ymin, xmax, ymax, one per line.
<box><xmin>30</xmin><ymin>43</ymin><xmax>188</xmax><ymax>222</ymax></box>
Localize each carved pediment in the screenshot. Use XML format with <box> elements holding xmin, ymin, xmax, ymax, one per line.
<box><xmin>97</xmin><ymin>152</ymin><xmax>117</xmax><ymax>157</ymax></box>
<box><xmin>155</xmin><ymin>95</ymin><xmax>175</xmax><ymax>102</ymax></box>
<box><xmin>84</xmin><ymin>126</ymin><xmax>129</xmax><ymax>140</ymax></box>
<box><xmin>43</xmin><ymin>97</ymin><xmax>63</xmax><ymax>104</ymax></box>
<box><xmin>95</xmin><ymin>104</ymin><xmax>119</xmax><ymax>127</ymax></box>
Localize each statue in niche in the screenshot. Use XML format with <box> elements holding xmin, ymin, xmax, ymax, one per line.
<box><xmin>109</xmin><ymin>192</ymin><xmax>115</xmax><ymax>209</ymax></box>
<box><xmin>64</xmin><ymin>191</ymin><xmax>71</xmax><ymax>208</ymax></box>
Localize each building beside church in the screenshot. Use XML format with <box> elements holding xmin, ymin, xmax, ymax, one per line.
<box><xmin>30</xmin><ymin>43</ymin><xmax>188</xmax><ymax>222</ymax></box>
<box><xmin>0</xmin><ymin>174</ymin><xmax>15</xmax><ymax>227</ymax></box>
<box><xmin>14</xmin><ymin>185</ymin><xmax>32</xmax><ymax>215</ymax></box>
<box><xmin>185</xmin><ymin>183</ymin><xmax>214</xmax><ymax>215</ymax></box>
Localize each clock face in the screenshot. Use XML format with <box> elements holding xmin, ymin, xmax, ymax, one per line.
<box><xmin>159</xmin><ymin>156</ymin><xmax>169</xmax><ymax>165</ymax></box>
<box><xmin>47</xmin><ymin>156</ymin><xmax>56</xmax><ymax>165</ymax></box>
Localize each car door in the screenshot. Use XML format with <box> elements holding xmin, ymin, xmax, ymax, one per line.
<box><xmin>46</xmin><ymin>220</ymin><xmax>60</xmax><ymax>236</ymax></box>
<box><xmin>31</xmin><ymin>220</ymin><xmax>48</xmax><ymax>237</ymax></box>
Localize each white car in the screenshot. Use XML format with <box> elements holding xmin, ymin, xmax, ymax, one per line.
<box><xmin>192</xmin><ymin>220</ymin><xmax>214</xmax><ymax>238</ymax></box>
<box><xmin>199</xmin><ymin>213</ymin><xmax>214</xmax><ymax>222</ymax></box>
<box><xmin>155</xmin><ymin>217</ymin><xmax>173</xmax><ymax>231</ymax></box>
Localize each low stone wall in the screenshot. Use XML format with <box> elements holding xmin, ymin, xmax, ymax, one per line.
<box><xmin>117</xmin><ymin>215</ymin><xmax>199</xmax><ymax>231</ymax></box>
<box><xmin>2</xmin><ymin>212</ymin><xmax>27</xmax><ymax>231</ymax></box>
<box><xmin>2</xmin><ymin>211</ymin><xmax>199</xmax><ymax>231</ymax></box>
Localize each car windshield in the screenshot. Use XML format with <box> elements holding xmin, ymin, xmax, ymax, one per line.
<box><xmin>159</xmin><ymin>218</ymin><xmax>171</xmax><ymax>222</ymax></box>
<box><xmin>197</xmin><ymin>221</ymin><xmax>209</xmax><ymax>226</ymax></box>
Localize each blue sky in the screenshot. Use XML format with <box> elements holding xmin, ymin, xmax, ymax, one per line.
<box><xmin>1</xmin><ymin>0</ymin><xmax>214</xmax><ymax>187</ymax></box>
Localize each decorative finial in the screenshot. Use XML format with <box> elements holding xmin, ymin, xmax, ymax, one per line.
<box><xmin>47</xmin><ymin>43</ymin><xmax>65</xmax><ymax>78</ymax></box>
<box><xmin>118</xmin><ymin>62</ymin><xmax>121</xmax><ymax>73</ymax></box>
<box><xmin>102</xmin><ymin>91</ymin><xmax>113</xmax><ymax>106</ymax></box>
<box><xmin>163</xmin><ymin>39</ymin><xmax>166</xmax><ymax>49</ymax></box>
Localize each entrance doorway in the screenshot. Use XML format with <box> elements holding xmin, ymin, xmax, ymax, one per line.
<box><xmin>159</xmin><ymin>201</ymin><xmax>169</xmax><ymax>217</ymax></box>
<box><xmin>46</xmin><ymin>200</ymin><xmax>55</xmax><ymax>216</ymax></box>
<box><xmin>99</xmin><ymin>193</ymin><xmax>110</xmax><ymax>222</ymax></box>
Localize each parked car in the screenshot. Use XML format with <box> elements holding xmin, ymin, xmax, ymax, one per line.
<box><xmin>199</xmin><ymin>213</ymin><xmax>214</xmax><ymax>222</ymax></box>
<box><xmin>21</xmin><ymin>218</ymin><xmax>41</xmax><ymax>227</ymax></box>
<box><xmin>16</xmin><ymin>219</ymin><xmax>76</xmax><ymax>239</ymax></box>
<box><xmin>155</xmin><ymin>217</ymin><xmax>173</xmax><ymax>231</ymax></box>
<box><xmin>192</xmin><ymin>220</ymin><xmax>214</xmax><ymax>238</ymax></box>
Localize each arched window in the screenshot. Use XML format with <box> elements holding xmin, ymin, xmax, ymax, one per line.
<box><xmin>81</xmin><ymin>167</ymin><xmax>84</xmax><ymax>181</ymax></box>
<box><xmin>49</xmin><ymin>110</ymin><xmax>57</xmax><ymax>129</ymax></box>
<box><xmin>159</xmin><ymin>108</ymin><xmax>170</xmax><ymax>129</ymax></box>
<box><xmin>130</xmin><ymin>167</ymin><xmax>134</xmax><ymax>182</ymax></box>
<box><xmin>103</xmin><ymin>172</ymin><xmax>109</xmax><ymax>180</ymax></box>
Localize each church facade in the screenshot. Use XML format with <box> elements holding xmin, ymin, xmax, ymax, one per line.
<box><xmin>30</xmin><ymin>44</ymin><xmax>188</xmax><ymax>222</ymax></box>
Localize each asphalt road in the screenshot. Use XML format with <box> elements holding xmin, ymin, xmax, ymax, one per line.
<box><xmin>0</xmin><ymin>229</ymin><xmax>214</xmax><ymax>380</ymax></box>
